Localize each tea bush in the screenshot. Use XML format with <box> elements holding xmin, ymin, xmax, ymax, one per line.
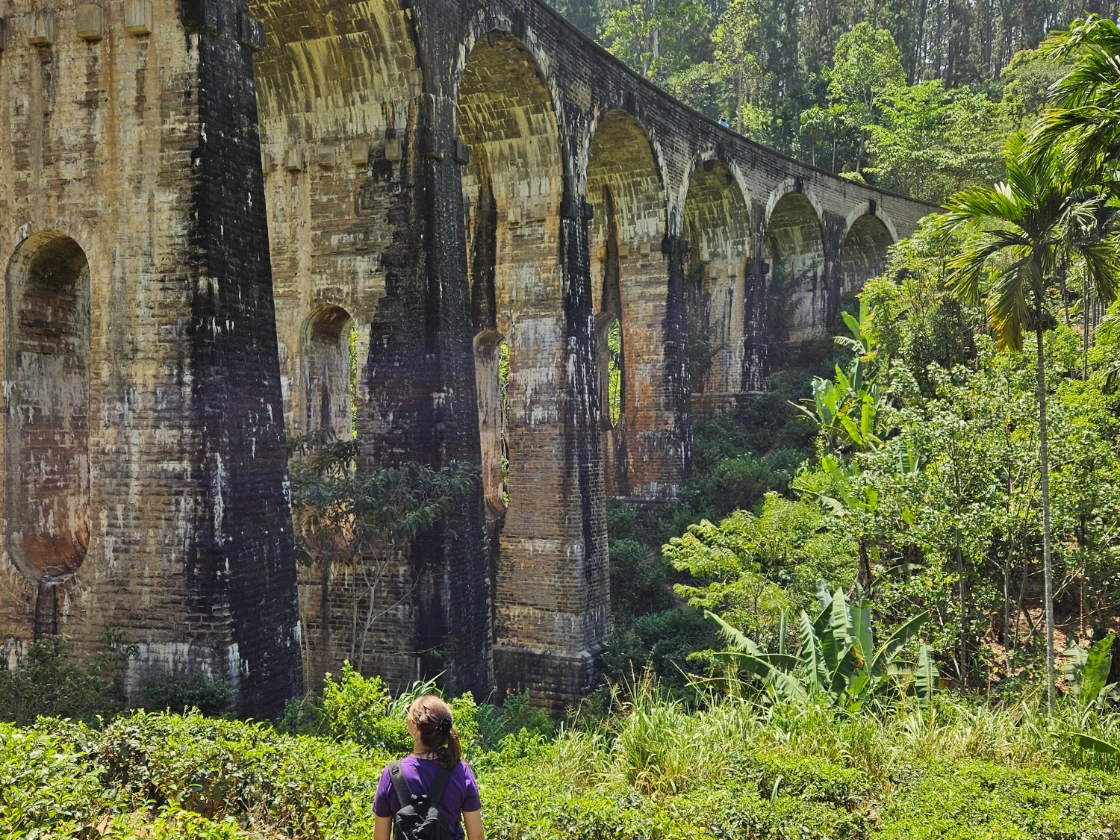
<box><xmin>7</xmin><ymin>678</ymin><xmax>1120</xmax><ymax>839</ymax></box>
<box><xmin>139</xmin><ymin>672</ymin><xmax>231</xmax><ymax>716</ymax></box>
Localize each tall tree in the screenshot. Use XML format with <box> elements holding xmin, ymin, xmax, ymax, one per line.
<box><xmin>936</xmin><ymin>134</ymin><xmax>1120</xmax><ymax>710</ymax></box>
<box><xmin>801</xmin><ymin>23</ymin><xmax>906</xmax><ymax>170</ymax></box>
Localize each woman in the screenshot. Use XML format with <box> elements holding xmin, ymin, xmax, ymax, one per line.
<box><xmin>373</xmin><ymin>695</ymin><xmax>484</xmax><ymax>840</ymax></box>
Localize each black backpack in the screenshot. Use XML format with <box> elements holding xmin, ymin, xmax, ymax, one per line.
<box><xmin>388</xmin><ymin>760</ymin><xmax>454</xmax><ymax>840</ymax></box>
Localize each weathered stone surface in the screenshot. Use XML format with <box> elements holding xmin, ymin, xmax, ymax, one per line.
<box><xmin>0</xmin><ymin>0</ymin><xmax>301</xmax><ymax>718</ymax></box>
<box><xmin>0</xmin><ymin>0</ymin><xmax>932</xmax><ymax>713</ymax></box>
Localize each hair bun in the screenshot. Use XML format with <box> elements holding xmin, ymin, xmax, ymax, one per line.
<box><xmin>437</xmin><ymin>716</ymin><xmax>453</xmax><ymax>734</ymax></box>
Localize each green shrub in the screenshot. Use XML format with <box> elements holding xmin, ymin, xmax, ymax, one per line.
<box><xmin>87</xmin><ymin>710</ymin><xmax>388</xmax><ymax>838</ymax></box>
<box><xmin>0</xmin><ymin>636</ymin><xmax>121</xmax><ymax>725</ymax></box>
<box><xmin>140</xmin><ymin>672</ymin><xmax>231</xmax><ymax>716</ymax></box>
<box><xmin>315</xmin><ymin>662</ymin><xmax>411</xmax><ymax>751</ymax></box>
<box><xmin>476</xmin><ymin>691</ymin><xmax>554</xmax><ymax>751</ymax></box>
<box><xmin>9</xmin><ymin>677</ymin><xmax>1120</xmax><ymax>840</ymax></box>
<box><xmin>609</xmin><ymin>537</ymin><xmax>672</xmax><ymax>617</ymax></box>
<box><xmin>602</xmin><ymin>608</ymin><xmax>721</xmax><ymax>695</ymax></box>
<box><xmin>877</xmin><ymin>760</ymin><xmax>1120</xmax><ymax>839</ymax></box>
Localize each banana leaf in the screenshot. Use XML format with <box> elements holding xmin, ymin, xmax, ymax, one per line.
<box><xmin>718</xmin><ymin>650</ymin><xmax>810</xmax><ymax>705</ymax></box>
<box><xmin>799</xmin><ymin>610</ymin><xmax>828</xmax><ymax>694</ymax></box>
<box><xmin>1079</xmin><ymin>635</ymin><xmax>1115</xmax><ymax>707</ymax></box>
<box><xmin>869</xmin><ymin>611</ymin><xmax>928</xmax><ymax>677</ymax></box>
<box><xmin>830</xmin><ymin>646</ymin><xmax>862</xmax><ymax>697</ymax></box>
<box><xmin>1067</xmin><ymin>731</ymin><xmax>1120</xmax><ymax>757</ymax></box>
<box><xmin>705</xmin><ymin>610</ymin><xmax>762</xmax><ymax>655</ymax></box>
<box><xmin>820</xmin><ymin>589</ymin><xmax>852</xmax><ymax>677</ymax></box>
<box><xmin>914</xmin><ymin>644</ymin><xmax>938</xmax><ymax>709</ymax></box>
<box><xmin>851</xmin><ymin>595</ymin><xmax>874</xmax><ymax>663</ymax></box>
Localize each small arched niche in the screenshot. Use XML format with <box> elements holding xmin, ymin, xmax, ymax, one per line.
<box><xmin>5</xmin><ymin>232</ymin><xmax>92</xmax><ymax>582</ymax></box>
<box><xmin>840</xmin><ymin>214</ymin><xmax>895</xmax><ymax>295</ymax></box>
<box><xmin>303</xmin><ymin>305</ymin><xmax>357</xmax><ymax>440</ymax></box>
<box><xmin>474</xmin><ymin>330</ymin><xmax>510</xmax><ymax>517</ymax></box>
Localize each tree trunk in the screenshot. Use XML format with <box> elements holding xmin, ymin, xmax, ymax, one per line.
<box><xmin>1036</xmin><ymin>326</ymin><xmax>1057</xmax><ymax>712</ymax></box>
<box><xmin>957</xmin><ymin>535</ymin><xmax>969</xmax><ymax>688</ymax></box>
<box><xmin>858</xmin><ymin>538</ymin><xmax>874</xmax><ymax>595</ymax></box>
<box><xmin>1083</xmin><ymin>271</ymin><xmax>1091</xmax><ymax>382</ymax></box>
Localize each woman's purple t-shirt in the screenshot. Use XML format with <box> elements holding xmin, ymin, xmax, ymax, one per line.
<box><xmin>374</xmin><ymin>756</ymin><xmax>481</xmax><ymax>840</ymax></box>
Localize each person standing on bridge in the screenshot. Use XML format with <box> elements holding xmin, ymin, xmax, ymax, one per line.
<box><xmin>373</xmin><ymin>695</ymin><xmax>485</xmax><ymax>840</ymax></box>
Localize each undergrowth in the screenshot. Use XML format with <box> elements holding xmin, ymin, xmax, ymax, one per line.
<box><xmin>5</xmin><ymin>671</ymin><xmax>1120</xmax><ymax>839</ymax></box>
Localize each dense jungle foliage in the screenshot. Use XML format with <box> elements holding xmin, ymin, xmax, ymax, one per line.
<box><xmin>13</xmin><ymin>11</ymin><xmax>1120</xmax><ymax>840</ymax></box>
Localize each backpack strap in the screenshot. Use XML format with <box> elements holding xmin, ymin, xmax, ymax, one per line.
<box><xmin>425</xmin><ymin>766</ymin><xmax>454</xmax><ymax>810</ymax></box>
<box><xmin>388</xmin><ymin>760</ymin><xmax>415</xmax><ymax>811</ymax></box>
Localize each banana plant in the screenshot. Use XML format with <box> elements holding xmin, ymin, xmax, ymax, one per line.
<box><xmin>1062</xmin><ymin>634</ymin><xmax>1117</xmax><ymax>709</ymax></box>
<box><xmin>1066</xmin><ymin>732</ymin><xmax>1120</xmax><ymax>770</ymax></box>
<box><xmin>792</xmin><ymin>300</ymin><xmax>888</xmax><ymax>455</ymax></box>
<box><xmin>707</xmin><ymin>583</ymin><xmax>932</xmax><ymax>713</ymax></box>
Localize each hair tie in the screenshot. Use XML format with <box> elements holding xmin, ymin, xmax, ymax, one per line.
<box><xmin>437</xmin><ymin>716</ymin><xmax>453</xmax><ymax>734</ymax></box>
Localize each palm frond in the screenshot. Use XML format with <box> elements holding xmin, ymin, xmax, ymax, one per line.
<box><xmin>1078</xmin><ymin>235</ymin><xmax>1120</xmax><ymax>307</ymax></box>
<box><xmin>988</xmin><ymin>255</ymin><xmax>1035</xmax><ymax>351</ymax></box>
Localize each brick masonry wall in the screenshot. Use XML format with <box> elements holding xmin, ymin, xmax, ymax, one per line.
<box><xmin>0</xmin><ymin>0</ymin><xmax>301</xmax><ymax>717</ymax></box>
<box><xmin>0</xmin><ymin>0</ymin><xmax>935</xmax><ymax>714</ymax></box>
<box><xmin>245</xmin><ymin>0</ymin><xmax>933</xmax><ymax>712</ymax></box>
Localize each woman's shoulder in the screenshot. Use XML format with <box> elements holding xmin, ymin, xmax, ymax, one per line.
<box><xmin>455</xmin><ymin>760</ymin><xmax>477</xmax><ymax>780</ymax></box>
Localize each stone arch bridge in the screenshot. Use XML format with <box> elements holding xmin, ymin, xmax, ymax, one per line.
<box><xmin>0</xmin><ymin>0</ymin><xmax>933</xmax><ymax>715</ymax></box>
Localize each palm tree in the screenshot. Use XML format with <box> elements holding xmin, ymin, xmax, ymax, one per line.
<box><xmin>1030</xmin><ymin>16</ymin><xmax>1120</xmax><ymax>184</ymax></box>
<box><xmin>936</xmin><ymin>134</ymin><xmax>1120</xmax><ymax>711</ymax></box>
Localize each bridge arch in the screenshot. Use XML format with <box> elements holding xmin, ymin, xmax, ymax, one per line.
<box><xmin>764</xmin><ymin>180</ymin><xmax>827</xmax><ymax>346</ymax></box>
<box><xmin>682</xmin><ymin>156</ymin><xmax>752</xmax><ymax>411</ymax></box>
<box><xmin>840</xmin><ymin>210</ymin><xmax>897</xmax><ymax>298</ymax></box>
<box><xmin>585</xmin><ymin>110</ymin><xmax>669</xmax><ymax>495</ymax></box>
<box><xmin>252</xmin><ymin>0</ymin><xmax>423</xmax><ymax>442</ymax></box>
<box><xmin>4</xmin><ymin>231</ymin><xmax>92</xmax><ymax>585</ymax></box>
<box><xmin>458</xmin><ymin>30</ymin><xmax>587</xmax><ymax>682</ymax></box>
<box><xmin>251</xmin><ymin>0</ymin><xmax>423</xmax><ymax>123</ymax></box>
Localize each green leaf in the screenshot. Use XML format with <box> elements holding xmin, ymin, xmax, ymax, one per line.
<box><xmin>831</xmin><ymin>646</ymin><xmax>862</xmax><ymax>698</ymax></box>
<box><xmin>1079</xmin><ymin>635</ymin><xmax>1115</xmax><ymax>708</ymax></box>
<box><xmin>704</xmin><ymin>611</ymin><xmax>761</xmax><ymax>655</ymax></box>
<box><xmin>798</xmin><ymin>610</ymin><xmax>828</xmax><ymax>694</ymax></box>
<box><xmin>870</xmin><ymin>611</ymin><xmax>928</xmax><ymax>677</ymax></box>
<box><xmin>1068</xmin><ymin>731</ymin><xmax>1120</xmax><ymax>757</ymax></box>
<box><xmin>820</xmin><ymin>589</ymin><xmax>852</xmax><ymax>679</ymax></box>
<box><xmin>915</xmin><ymin>644</ymin><xmax>938</xmax><ymax>709</ymax></box>
<box><xmin>851</xmin><ymin>594</ymin><xmax>874</xmax><ymax>663</ymax></box>
<box><xmin>778</xmin><ymin>608</ymin><xmax>788</xmax><ymax>657</ymax></box>
<box><xmin>716</xmin><ymin>651</ymin><xmax>809</xmax><ymax>705</ymax></box>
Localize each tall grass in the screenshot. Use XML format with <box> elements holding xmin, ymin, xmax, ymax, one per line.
<box><xmin>535</xmin><ymin>679</ymin><xmax>1120</xmax><ymax>798</ymax></box>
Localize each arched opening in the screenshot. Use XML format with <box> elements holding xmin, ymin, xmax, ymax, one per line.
<box><xmin>475</xmin><ymin>331</ymin><xmax>510</xmax><ymax>516</ymax></box>
<box><xmin>460</xmin><ymin>31</ymin><xmax>563</xmax><ymax>528</ymax></box>
<box><xmin>766</xmin><ymin>192</ymin><xmax>827</xmax><ymax>346</ymax></box>
<box><xmin>251</xmin><ymin>0</ymin><xmax>422</xmax><ymax>446</ymax></box>
<box><xmin>303</xmin><ymin>306</ymin><xmax>357</xmax><ymax>441</ymax></box>
<box><xmin>595</xmin><ymin>314</ymin><xmax>623</xmax><ymax>430</ymax></box>
<box><xmin>683</xmin><ymin>161</ymin><xmax>751</xmax><ymax>409</ymax></box>
<box><xmin>840</xmin><ymin>214</ymin><xmax>895</xmax><ymax>296</ymax></box>
<box><xmin>461</xmin><ymin>32</ymin><xmax>607</xmax><ymax>701</ymax></box>
<box><xmin>586</xmin><ymin>110</ymin><xmax>671</xmax><ymax>497</ymax></box>
<box><xmin>5</xmin><ymin>232</ymin><xmax>91</xmax><ymax>584</ymax></box>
